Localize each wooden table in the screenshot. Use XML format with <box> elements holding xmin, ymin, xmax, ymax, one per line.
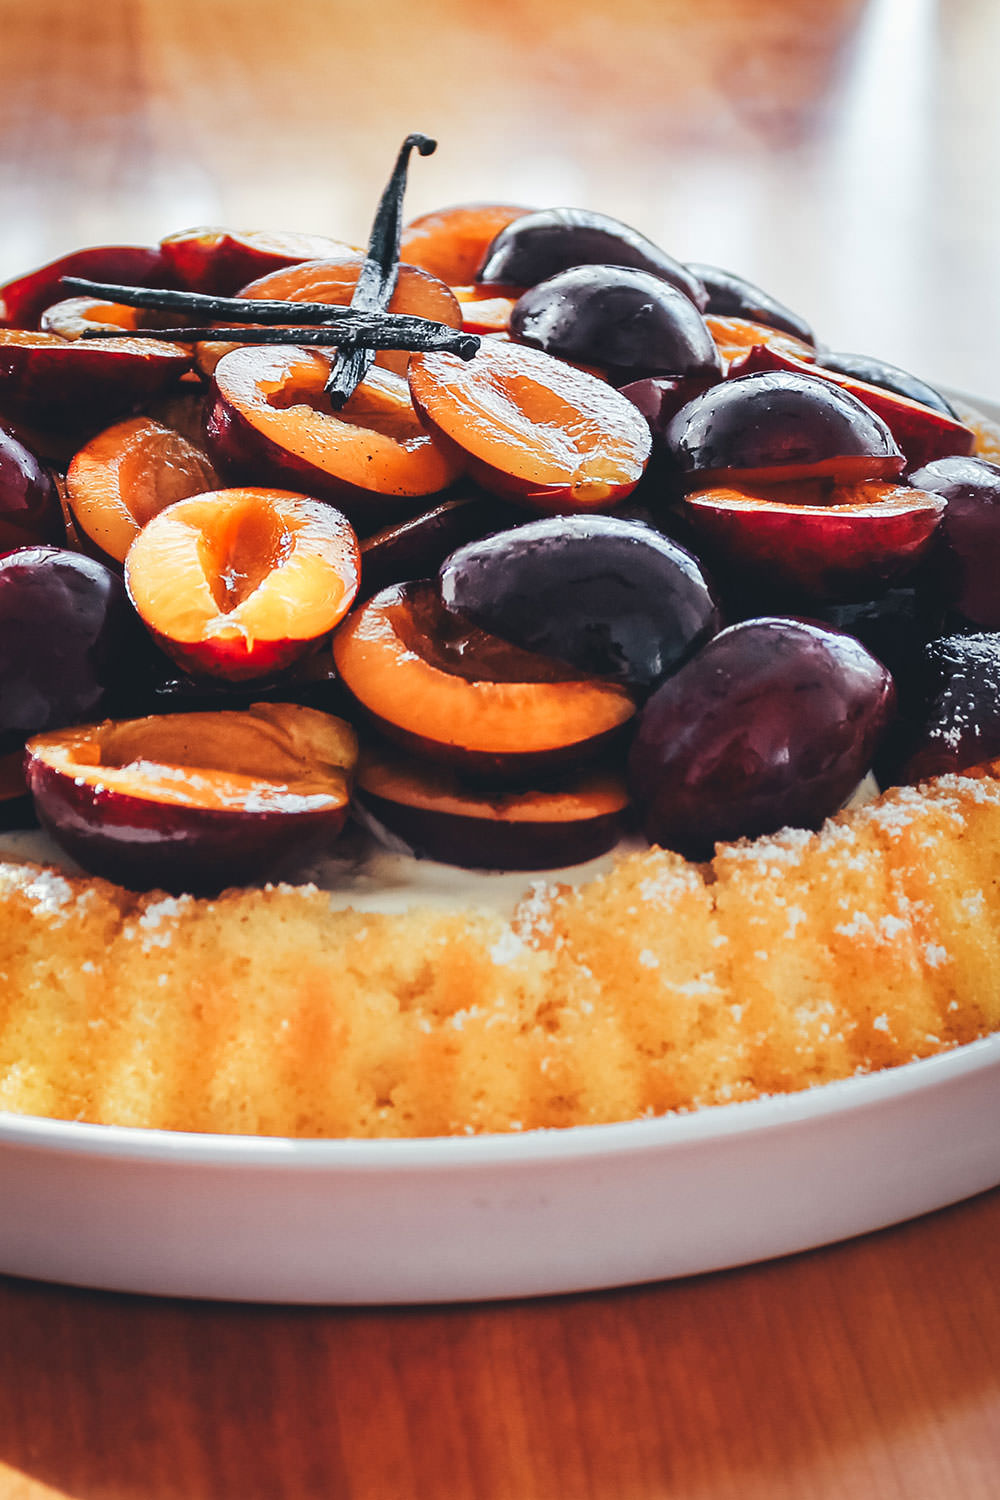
<box><xmin>1</xmin><ymin>0</ymin><xmax>999</xmax><ymax>1493</ymax></box>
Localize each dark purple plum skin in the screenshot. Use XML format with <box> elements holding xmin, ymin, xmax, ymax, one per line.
<box><xmin>897</xmin><ymin>633</ymin><xmax>1000</xmax><ymax>784</ymax></box>
<box><xmin>439</xmin><ymin>514</ymin><xmax>721</xmax><ymax>690</ymax></box>
<box><xmin>664</xmin><ymin>372</ymin><xmax>903</xmax><ymax>480</ymax></box>
<box><xmin>816</xmin><ymin>352</ymin><xmax>957</xmax><ymax>418</ymax></box>
<box><xmin>685</xmin><ymin>262</ymin><xmax>814</xmax><ymax>344</ymax></box>
<box><xmin>26</xmin><ymin>750</ymin><xmax>346</xmax><ymax>895</ymax></box>
<box><xmin>628</xmin><ymin>617</ymin><xmax>895</xmax><ymax>857</ymax></box>
<box><xmin>0</xmin><ymin>546</ymin><xmax>135</xmax><ymax>753</ymax></box>
<box><xmin>509</xmin><ymin>266</ymin><xmax>722</xmax><ymax>385</ymax></box>
<box><xmin>908</xmin><ymin>456</ymin><xmax>1000</xmax><ymax>629</ymax></box>
<box><xmin>0</xmin><ymin>424</ymin><xmax>62</xmax><ymax>548</ymax></box>
<box><xmin>356</xmin><ymin>790</ymin><xmax>627</xmax><ymax>871</ymax></box>
<box><xmin>618</xmin><ymin>376</ymin><xmax>718</xmax><ymax>447</ymax></box>
<box><xmin>477</xmin><ymin>209</ymin><xmax>708</xmax><ymax>310</ymax></box>
<box><xmin>359</xmin><ymin>488</ymin><xmax>518</xmax><ymax>602</ymax></box>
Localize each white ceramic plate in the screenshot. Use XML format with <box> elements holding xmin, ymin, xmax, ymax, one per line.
<box><xmin>1</xmin><ymin>386</ymin><xmax>998</xmax><ymax>1305</ymax></box>
<box><xmin>2</xmin><ymin>1034</ymin><xmax>1000</xmax><ymax>1303</ymax></box>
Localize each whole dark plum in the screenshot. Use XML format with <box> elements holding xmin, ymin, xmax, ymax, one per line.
<box><xmin>628</xmin><ymin>617</ymin><xmax>895</xmax><ymax>856</ymax></box>
<box><xmin>664</xmin><ymin>371</ymin><xmax>904</xmax><ymax>485</ymax></box>
<box><xmin>815</xmin><ymin>352</ymin><xmax>957</xmax><ymax>418</ymax></box>
<box><xmin>908</xmin><ymin>455</ymin><xmax>1000</xmax><ymax>630</ymax></box>
<box><xmin>0</xmin><ymin>546</ymin><xmax>135</xmax><ymax>754</ymax></box>
<box><xmin>438</xmin><ymin>514</ymin><xmax>721</xmax><ymax>689</ymax></box>
<box><xmin>685</xmin><ymin>262</ymin><xmax>814</xmax><ymax>344</ymax></box>
<box><xmin>510</xmin><ymin>266</ymin><xmax>723</xmax><ymax>387</ymax></box>
<box><xmin>477</xmin><ymin>208</ymin><xmax>708</xmax><ymax>310</ymax></box>
<box><xmin>0</xmin><ymin>423</ymin><xmax>63</xmax><ymax>550</ymax></box>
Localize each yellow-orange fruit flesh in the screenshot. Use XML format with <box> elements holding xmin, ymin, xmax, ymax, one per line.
<box><xmin>333</xmin><ymin>584</ymin><xmax>635</xmax><ymax>756</ymax></box>
<box><xmin>706</xmin><ymin>315</ymin><xmax>817</xmax><ymax>370</ymax></box>
<box><xmin>66</xmin><ymin>417</ymin><xmax>220</xmax><ymax>563</ymax></box>
<box><xmin>408</xmin><ymin>341</ymin><xmax>651</xmax><ymax>511</ymax></box>
<box><xmin>125</xmin><ymin>487</ymin><xmax>360</xmax><ymax>680</ymax></box>
<box><xmin>210</xmin><ymin>348</ymin><xmax>464</xmax><ymax>502</ymax></box>
<box><xmin>400</xmin><ymin>203</ymin><xmax>531</xmax><ymax>285</ymax></box>
<box><xmin>27</xmin><ymin>703</ymin><xmax>356</xmax><ymax>814</ymax></box>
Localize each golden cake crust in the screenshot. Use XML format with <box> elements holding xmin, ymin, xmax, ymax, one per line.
<box><xmin>1</xmin><ymin>764</ymin><xmax>999</xmax><ymax>1138</ymax></box>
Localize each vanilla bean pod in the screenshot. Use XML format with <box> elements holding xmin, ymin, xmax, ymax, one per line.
<box><xmin>326</xmin><ymin>132</ymin><xmax>436</xmax><ymax>408</ymax></box>
<box><xmin>84</xmin><ymin>322</ymin><xmax>480</xmax><ymax>355</ymax></box>
<box><xmin>61</xmin><ymin>277</ymin><xmax>367</xmax><ymax>325</ymax></box>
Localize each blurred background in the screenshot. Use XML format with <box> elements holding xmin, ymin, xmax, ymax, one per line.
<box><xmin>1</xmin><ymin>0</ymin><xmax>998</xmax><ymax>393</ymax></box>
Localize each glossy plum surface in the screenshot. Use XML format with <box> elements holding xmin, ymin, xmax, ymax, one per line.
<box><xmin>439</xmin><ymin>513</ymin><xmax>720</xmax><ymax>689</ymax></box>
<box><xmin>682</xmin><ymin>480</ymin><xmax>945</xmax><ymax>604</ymax></box>
<box><xmin>665</xmin><ymin>372</ymin><xmax>904</xmax><ymax>485</ymax></box>
<box><xmin>899</xmin><ymin>633</ymin><xmax>1000</xmax><ymax>784</ymax></box>
<box><xmin>685</xmin><ymin>262</ymin><xmax>814</xmax><ymax>344</ymax></box>
<box><xmin>727</xmin><ymin>344</ymin><xmax>974</xmax><ymax>472</ymax></box>
<box><xmin>359</xmin><ymin>489</ymin><xmax>516</xmax><ymax>601</ymax></box>
<box><xmin>816</xmin><ymin>351</ymin><xmax>957</xmax><ymax>418</ymax></box>
<box><xmin>477</xmin><ymin>209</ymin><xmax>708</xmax><ymax>309</ymax></box>
<box><xmin>618</xmin><ymin>375</ymin><xmax>717</xmax><ymax>446</ymax></box>
<box><xmin>628</xmin><ymin>617</ymin><xmax>895</xmax><ymax>856</ymax></box>
<box><xmin>908</xmin><ymin>455</ymin><xmax>1000</xmax><ymax>630</ymax></box>
<box><xmin>0</xmin><ymin>423</ymin><xmax>62</xmax><ymax>549</ymax></box>
<box><xmin>510</xmin><ymin>266</ymin><xmax>722</xmax><ymax>385</ymax></box>
<box><xmin>25</xmin><ymin>704</ymin><xmax>356</xmax><ymax>894</ymax></box>
<box><xmin>0</xmin><ymin>546</ymin><xmax>135</xmax><ymax>753</ymax></box>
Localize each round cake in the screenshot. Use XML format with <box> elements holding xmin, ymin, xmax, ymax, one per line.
<box><xmin>1</xmin><ymin>167</ymin><xmax>999</xmax><ymax>1138</ymax></box>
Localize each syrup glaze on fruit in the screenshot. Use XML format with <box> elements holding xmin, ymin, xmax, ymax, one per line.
<box><xmin>0</xmin><ymin>137</ymin><xmax>994</xmax><ymax>888</ymax></box>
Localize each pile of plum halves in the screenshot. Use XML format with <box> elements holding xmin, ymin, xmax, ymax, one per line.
<box><xmin>2</xmin><ymin>197</ymin><xmax>999</xmax><ymax>896</ymax></box>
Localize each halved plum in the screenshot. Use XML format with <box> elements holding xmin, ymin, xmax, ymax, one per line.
<box><xmin>815</xmin><ymin>351</ymin><xmax>958</xmax><ymax>418</ymax></box>
<box><xmin>0</xmin><ymin>245</ymin><xmax>170</xmax><ymax>330</ymax></box>
<box><xmin>477</xmin><ymin>208</ymin><xmax>708</xmax><ymax>310</ymax></box>
<box><xmin>510</xmin><ymin>265</ymin><xmax>722</xmax><ymax>386</ymax></box>
<box><xmin>438</xmin><ymin>513</ymin><xmax>720</xmax><ymax>688</ymax></box>
<box><xmin>25</xmin><ymin>702</ymin><xmax>358</xmax><ymax>893</ymax></box>
<box><xmin>125</xmin><ymin>487</ymin><xmax>360</xmax><ymax>681</ymax></box>
<box><xmin>332</xmin><ymin>580</ymin><xmax>636</xmax><ymax>779</ymax></box>
<box><xmin>66</xmin><ymin>417</ymin><xmax>220</xmax><ymax>564</ymax></box>
<box><xmin>408</xmin><ymin>339</ymin><xmax>651</xmax><ymax>513</ymax></box>
<box><xmin>0</xmin><ymin>331</ymin><xmax>191</xmax><ymax>429</ymax></box>
<box><xmin>664</xmin><ymin>371</ymin><xmax>905</xmax><ymax>489</ymax></box>
<box><xmin>452</xmin><ymin>283</ymin><xmax>523</xmax><ymax>335</ymax></box>
<box><xmin>355</xmin><ymin>742</ymin><xmax>629</xmax><ymax>869</ymax></box>
<box><xmin>159</xmin><ymin>227</ymin><xmax>359</xmax><ymax>296</ymax></box>
<box><xmin>401</xmin><ymin>204</ymin><xmax>532</xmax><ymax>286</ymax></box>
<box><xmin>705</xmin><ymin>315</ymin><xmax>816</xmax><ymax>371</ymax></box>
<box><xmin>39</xmin><ymin>295</ymin><xmax>186</xmax><ymax>342</ymax></box>
<box><xmin>683</xmin><ymin>479</ymin><xmax>945</xmax><ymax>601</ymax></box>
<box><xmin>728</xmin><ymin>344</ymin><xmax>975</xmax><ymax>471</ymax></box>
<box><xmin>208</xmin><ymin>347</ymin><xmax>464</xmax><ymax>532</ymax></box>
<box><xmin>686</xmin><ymin>263</ymin><xmax>815</xmax><ymax>344</ymax></box>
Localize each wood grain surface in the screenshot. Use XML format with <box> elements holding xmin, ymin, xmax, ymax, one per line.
<box><xmin>1</xmin><ymin>1190</ymin><xmax>999</xmax><ymax>1498</ymax></box>
<box><xmin>1</xmin><ymin>0</ymin><xmax>999</xmax><ymax>1495</ymax></box>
